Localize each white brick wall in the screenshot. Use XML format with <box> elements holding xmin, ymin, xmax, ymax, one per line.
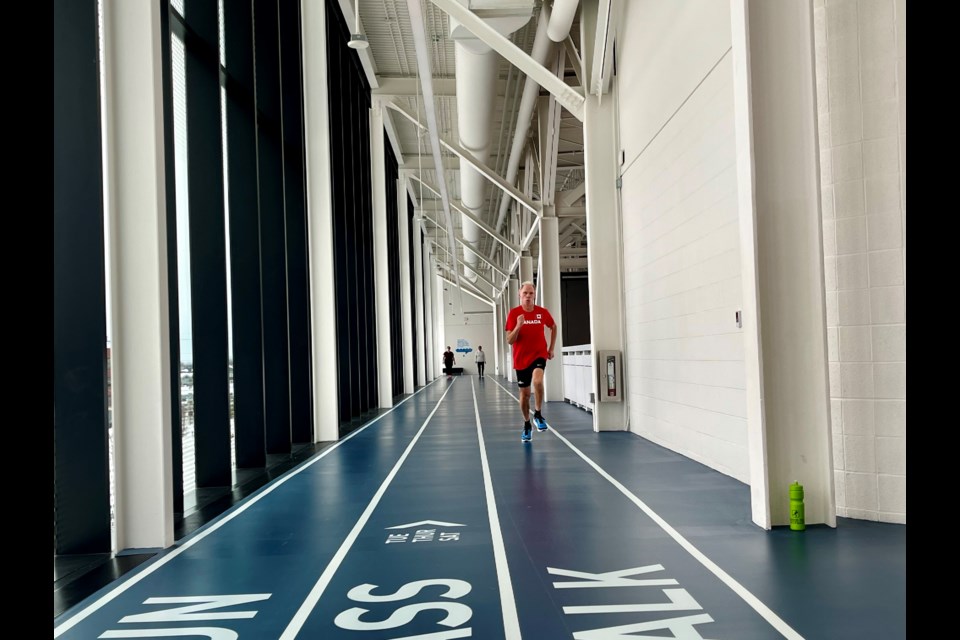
<box><xmin>815</xmin><ymin>0</ymin><xmax>906</xmax><ymax>523</ymax></box>
<box><xmin>617</xmin><ymin>2</ymin><xmax>748</xmax><ymax>483</ymax></box>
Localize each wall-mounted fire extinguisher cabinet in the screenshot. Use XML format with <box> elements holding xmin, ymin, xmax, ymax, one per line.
<box><xmin>597</xmin><ymin>350</ymin><xmax>623</xmax><ymax>402</ymax></box>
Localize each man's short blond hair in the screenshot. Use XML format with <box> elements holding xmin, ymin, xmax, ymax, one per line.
<box><xmin>520</xmin><ymin>280</ymin><xmax>535</xmax><ymax>290</ymax></box>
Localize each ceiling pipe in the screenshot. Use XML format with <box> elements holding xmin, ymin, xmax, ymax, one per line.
<box><xmin>491</xmin><ymin>5</ymin><xmax>555</xmax><ymax>239</ymax></box>
<box><xmin>547</xmin><ymin>0</ymin><xmax>579</xmax><ymax>43</ymax></box>
<box><xmin>450</xmin><ymin>10</ymin><xmax>530</xmax><ymax>284</ymax></box>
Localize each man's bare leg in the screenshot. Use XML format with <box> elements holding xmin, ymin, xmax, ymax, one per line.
<box><xmin>519</xmin><ymin>387</ymin><xmax>531</xmax><ymax>421</ymax></box>
<box><xmin>532</xmin><ymin>368</ymin><xmax>545</xmax><ymax>413</ymax></box>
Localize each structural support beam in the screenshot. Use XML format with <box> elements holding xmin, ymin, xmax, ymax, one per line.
<box><xmin>411</xmin><ymin>175</ymin><xmax>522</xmax><ymax>255</ymax></box>
<box><xmin>562</xmin><ymin>34</ymin><xmax>584</xmax><ymax>88</ymax></box>
<box><xmin>373</xmin><ymin>76</ymin><xmax>510</xmax><ymax>97</ymax></box>
<box><xmin>404</xmin><ymin>0</ymin><xmax>463</xmax><ymax>304</ymax></box>
<box><xmin>429</xmin><ymin>0</ymin><xmax>585</xmax><ymax>121</ymax></box>
<box><xmin>387</xmin><ymin>101</ymin><xmax>541</xmax><ymax>216</ymax></box>
<box><xmin>439</xmin><ymin>273</ymin><xmax>493</xmax><ymax>306</ymax></box>
<box><xmin>581</xmin><ymin>0</ymin><xmax>621</xmax><ymax>97</ymax></box>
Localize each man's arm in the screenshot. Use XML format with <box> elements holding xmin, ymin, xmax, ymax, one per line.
<box><xmin>505</xmin><ymin>315</ymin><xmax>524</xmax><ymax>345</ymax></box>
<box><xmin>547</xmin><ymin>322</ymin><xmax>558</xmax><ymax>359</ymax></box>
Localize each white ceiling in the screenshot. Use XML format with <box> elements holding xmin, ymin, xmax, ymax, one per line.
<box><xmin>342</xmin><ymin>0</ymin><xmax>588</xmax><ymax>296</ymax></box>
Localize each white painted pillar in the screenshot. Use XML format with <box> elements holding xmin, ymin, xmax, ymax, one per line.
<box><xmin>583</xmin><ymin>92</ymin><xmax>627</xmax><ymax>432</ymax></box>
<box><xmin>302</xmin><ymin>0</ymin><xmax>340</xmax><ymax>443</ymax></box>
<box><xmin>493</xmin><ymin>295</ymin><xmax>502</xmax><ymax>376</ymax></box>
<box><xmin>412</xmin><ymin>213</ymin><xmax>426</xmax><ymax>386</ymax></box>
<box><xmin>731</xmin><ymin>0</ymin><xmax>835</xmax><ymax>528</ymax></box>
<box><xmin>540</xmin><ymin>210</ymin><xmax>563</xmax><ymax>402</ymax></box>
<box><xmin>370</xmin><ymin>101</ymin><xmax>394</xmax><ymax>407</ymax></box>
<box><xmin>506</xmin><ymin>276</ymin><xmax>519</xmax><ymax>382</ymax></box>
<box><xmin>422</xmin><ymin>242</ymin><xmax>436</xmax><ymax>380</ymax></box>
<box><xmin>102</xmin><ymin>0</ymin><xmax>174</xmax><ymax>551</ymax></box>
<box><xmin>520</xmin><ymin>252</ymin><xmax>533</xmax><ymax>285</ymax></box>
<box><xmin>435</xmin><ymin>269</ymin><xmax>446</xmax><ymax>371</ymax></box>
<box><xmin>397</xmin><ymin>177</ymin><xmax>414</xmax><ymax>394</ymax></box>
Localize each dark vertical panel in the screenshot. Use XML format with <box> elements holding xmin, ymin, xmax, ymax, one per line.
<box><xmin>325</xmin><ymin>0</ymin><xmax>373</xmax><ymax>434</ymax></box>
<box><xmin>359</xmin><ymin>89</ymin><xmax>376</xmax><ymax>414</ymax></box>
<box><xmin>347</xmin><ymin>61</ymin><xmax>363</xmax><ymax>423</ymax></box>
<box><xmin>385</xmin><ymin>135</ymin><xmax>402</xmax><ymax>398</ymax></box>
<box><xmin>160</xmin><ymin>0</ymin><xmax>185</xmax><ymax>515</ymax></box>
<box><xmin>325</xmin><ymin>8</ymin><xmax>351</xmax><ymax>426</ymax></box>
<box><xmin>561</xmin><ymin>274</ymin><xmax>591</xmax><ymax>345</ymax></box>
<box><xmin>254</xmin><ymin>0</ymin><xmax>292</xmax><ymax>454</ymax></box>
<box><xmin>53</xmin><ymin>0</ymin><xmax>111</xmax><ymax>554</ymax></box>
<box><xmin>408</xmin><ymin>196</ymin><xmax>418</xmax><ymax>387</ymax></box>
<box><xmin>279</xmin><ymin>0</ymin><xmax>312</xmax><ymax>444</ymax></box>
<box><xmin>224</xmin><ymin>0</ymin><xmax>266</xmax><ymax>469</ymax></box>
<box><xmin>185</xmin><ymin>1</ymin><xmax>231</xmax><ymax>487</ymax></box>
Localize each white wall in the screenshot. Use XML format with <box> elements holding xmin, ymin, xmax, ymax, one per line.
<box><xmin>814</xmin><ymin>0</ymin><xmax>906</xmax><ymax>523</ymax></box>
<box><xmin>616</xmin><ymin>1</ymin><xmax>749</xmax><ymax>482</ymax></box>
<box><xmin>442</xmin><ymin>285</ymin><xmax>497</xmax><ymax>376</ymax></box>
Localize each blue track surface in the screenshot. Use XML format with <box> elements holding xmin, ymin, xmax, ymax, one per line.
<box><xmin>54</xmin><ymin>376</ymin><xmax>906</xmax><ymax>639</ymax></box>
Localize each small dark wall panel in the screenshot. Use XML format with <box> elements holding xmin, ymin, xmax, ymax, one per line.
<box><xmin>560</xmin><ymin>274</ymin><xmax>591</xmax><ymax>346</ymax></box>
<box><xmin>254</xmin><ymin>0</ymin><xmax>292</xmax><ymax>454</ymax></box>
<box><xmin>279</xmin><ymin>1</ymin><xmax>313</xmax><ymax>444</ymax></box>
<box><xmin>185</xmin><ymin>1</ymin><xmax>231</xmax><ymax>488</ymax></box>
<box><xmin>54</xmin><ymin>0</ymin><xmax>111</xmax><ymax>554</ymax></box>
<box><xmin>224</xmin><ymin>0</ymin><xmax>266</xmax><ymax>469</ymax></box>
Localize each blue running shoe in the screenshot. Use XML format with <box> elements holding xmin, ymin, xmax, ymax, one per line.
<box><xmin>521</xmin><ymin>426</ymin><xmax>532</xmax><ymax>442</ymax></box>
<box><xmin>533</xmin><ymin>415</ymin><xmax>548</xmax><ymax>432</ymax></box>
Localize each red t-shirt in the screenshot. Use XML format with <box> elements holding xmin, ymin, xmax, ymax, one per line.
<box><xmin>505</xmin><ymin>304</ymin><xmax>556</xmax><ymax>370</ymax></box>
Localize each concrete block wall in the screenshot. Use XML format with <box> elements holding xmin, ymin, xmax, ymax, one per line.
<box><xmin>814</xmin><ymin>0</ymin><xmax>906</xmax><ymax>523</ymax></box>
<box><xmin>616</xmin><ymin>2</ymin><xmax>749</xmax><ymax>483</ymax></box>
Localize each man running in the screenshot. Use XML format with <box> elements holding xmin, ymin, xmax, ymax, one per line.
<box><xmin>505</xmin><ymin>281</ymin><xmax>558</xmax><ymax>442</ymax></box>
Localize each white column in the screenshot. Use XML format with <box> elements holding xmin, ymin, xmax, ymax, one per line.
<box><xmin>520</xmin><ymin>252</ymin><xmax>533</xmax><ymax>284</ymax></box>
<box><xmin>435</xmin><ymin>270</ymin><xmax>446</xmax><ymax>370</ymax></box>
<box><xmin>506</xmin><ymin>276</ymin><xmax>519</xmax><ymax>382</ymax></box>
<box><xmin>422</xmin><ymin>242</ymin><xmax>436</xmax><ymax>381</ymax></box>
<box><xmin>412</xmin><ymin>213</ymin><xmax>426</xmax><ymax>386</ymax></box>
<box><xmin>370</xmin><ymin>101</ymin><xmax>394</xmax><ymax>407</ymax></box>
<box><xmin>540</xmin><ymin>210</ymin><xmax>563</xmax><ymax>402</ymax></box>
<box><xmin>102</xmin><ymin>0</ymin><xmax>174</xmax><ymax>551</ymax></box>
<box><xmin>303</xmin><ymin>0</ymin><xmax>339</xmax><ymax>442</ymax></box>
<box><xmin>583</xmin><ymin>92</ymin><xmax>627</xmax><ymax>432</ymax></box>
<box><xmin>493</xmin><ymin>296</ymin><xmax>502</xmax><ymax>377</ymax></box>
<box><xmin>731</xmin><ymin>0</ymin><xmax>834</xmax><ymax>528</ymax></box>
<box><xmin>397</xmin><ymin>177</ymin><xmax>415</xmax><ymax>394</ymax></box>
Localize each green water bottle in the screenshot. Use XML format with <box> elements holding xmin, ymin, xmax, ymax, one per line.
<box><xmin>789</xmin><ymin>481</ymin><xmax>805</xmax><ymax>531</ymax></box>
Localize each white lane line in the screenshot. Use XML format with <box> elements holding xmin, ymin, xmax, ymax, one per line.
<box><xmin>471</xmin><ymin>378</ymin><xmax>522</xmax><ymax>640</ymax></box>
<box><xmin>54</xmin><ymin>380</ymin><xmax>442</xmax><ymax>639</ymax></box>
<box><xmin>488</xmin><ymin>377</ymin><xmax>804</xmax><ymax>640</ymax></box>
<box><xmin>280</xmin><ymin>379</ymin><xmax>458</xmax><ymax>639</ymax></box>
